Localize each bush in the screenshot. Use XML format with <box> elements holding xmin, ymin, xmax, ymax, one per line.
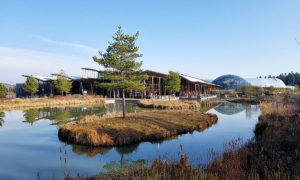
<box><xmin>14</xmin><ymin>98</ymin><xmax>22</xmax><ymax>104</ymax></box>
<box><xmin>0</xmin><ymin>83</ymin><xmax>7</xmax><ymax>98</ymax></box>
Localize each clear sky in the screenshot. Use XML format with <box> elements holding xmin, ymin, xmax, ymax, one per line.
<box><xmin>0</xmin><ymin>0</ymin><xmax>300</xmax><ymax>84</ymax></box>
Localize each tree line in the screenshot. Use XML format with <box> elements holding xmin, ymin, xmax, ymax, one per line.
<box><xmin>276</xmin><ymin>72</ymin><xmax>300</xmax><ymax>86</ymax></box>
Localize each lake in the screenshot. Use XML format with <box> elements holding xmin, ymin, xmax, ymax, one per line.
<box><xmin>0</xmin><ymin>101</ymin><xmax>260</xmax><ymax>180</ymax></box>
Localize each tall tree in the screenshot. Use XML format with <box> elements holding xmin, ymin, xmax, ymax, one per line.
<box><xmin>93</xmin><ymin>26</ymin><xmax>147</xmax><ymax>119</ymax></box>
<box><xmin>23</xmin><ymin>76</ymin><xmax>39</xmax><ymax>97</ymax></box>
<box><xmin>0</xmin><ymin>83</ymin><xmax>7</xmax><ymax>98</ymax></box>
<box><xmin>54</xmin><ymin>70</ymin><xmax>73</xmax><ymax>96</ymax></box>
<box><xmin>165</xmin><ymin>71</ymin><xmax>181</xmax><ymax>95</ymax></box>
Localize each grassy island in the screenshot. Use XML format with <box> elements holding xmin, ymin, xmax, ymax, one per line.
<box><xmin>58</xmin><ymin>110</ymin><xmax>218</xmax><ymax>146</ymax></box>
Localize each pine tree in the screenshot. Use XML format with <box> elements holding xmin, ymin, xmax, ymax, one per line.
<box><xmin>165</xmin><ymin>71</ymin><xmax>181</xmax><ymax>95</ymax></box>
<box><xmin>23</xmin><ymin>76</ymin><xmax>39</xmax><ymax>97</ymax></box>
<box><xmin>54</xmin><ymin>71</ymin><xmax>73</xmax><ymax>96</ymax></box>
<box><xmin>93</xmin><ymin>26</ymin><xmax>148</xmax><ymax>119</ymax></box>
<box><xmin>0</xmin><ymin>83</ymin><xmax>7</xmax><ymax>98</ymax></box>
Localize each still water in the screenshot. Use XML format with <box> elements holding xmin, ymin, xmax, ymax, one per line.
<box><xmin>0</xmin><ymin>102</ymin><xmax>260</xmax><ymax>180</ymax></box>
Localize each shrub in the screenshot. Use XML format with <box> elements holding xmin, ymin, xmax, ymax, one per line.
<box><xmin>14</xmin><ymin>98</ymin><xmax>22</xmax><ymax>104</ymax></box>
<box><xmin>0</xmin><ymin>83</ymin><xmax>7</xmax><ymax>98</ymax></box>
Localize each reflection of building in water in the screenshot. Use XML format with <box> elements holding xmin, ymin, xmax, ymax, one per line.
<box><xmin>200</xmin><ymin>100</ymin><xmax>220</xmax><ymax>112</ymax></box>
<box><xmin>214</xmin><ymin>102</ymin><xmax>246</xmax><ymax>115</ymax></box>
<box><xmin>245</xmin><ymin>104</ymin><xmax>260</xmax><ymax>119</ymax></box>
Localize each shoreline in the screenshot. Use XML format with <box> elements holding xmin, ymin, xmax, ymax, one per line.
<box><xmin>58</xmin><ymin>110</ymin><xmax>218</xmax><ymax>147</ymax></box>
<box><xmin>226</xmin><ymin>97</ymin><xmax>262</xmax><ymax>104</ymax></box>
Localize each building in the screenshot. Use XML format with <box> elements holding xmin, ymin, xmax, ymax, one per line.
<box><xmin>179</xmin><ymin>74</ymin><xmax>220</xmax><ymax>97</ymax></box>
<box><xmin>142</xmin><ymin>71</ymin><xmax>220</xmax><ymax>98</ymax></box>
<box><xmin>245</xmin><ymin>78</ymin><xmax>286</xmax><ymax>88</ymax></box>
<box><xmin>16</xmin><ymin>68</ymin><xmax>220</xmax><ymax>98</ymax></box>
<box><xmin>212</xmin><ymin>75</ymin><xmax>249</xmax><ymax>90</ymax></box>
<box><xmin>212</xmin><ymin>74</ymin><xmax>287</xmax><ymax>90</ymax></box>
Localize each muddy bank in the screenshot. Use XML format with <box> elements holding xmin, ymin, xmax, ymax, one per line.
<box><xmin>0</xmin><ymin>98</ymin><xmax>106</xmax><ymax>111</ymax></box>
<box><xmin>58</xmin><ymin>110</ymin><xmax>218</xmax><ymax>146</ymax></box>
<box><xmin>226</xmin><ymin>97</ymin><xmax>262</xmax><ymax>104</ymax></box>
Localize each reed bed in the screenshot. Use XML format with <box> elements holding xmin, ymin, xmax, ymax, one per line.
<box><xmin>58</xmin><ymin>110</ymin><xmax>218</xmax><ymax>146</ymax></box>
<box><xmin>63</xmin><ymin>142</ymin><xmax>297</xmax><ymax>180</ymax></box>
<box><xmin>260</xmin><ymin>101</ymin><xmax>299</xmax><ymax>117</ymax></box>
<box><xmin>138</xmin><ymin>99</ymin><xmax>202</xmax><ymax>110</ymax></box>
<box><xmin>0</xmin><ymin>97</ymin><xmax>106</xmax><ymax>111</ymax></box>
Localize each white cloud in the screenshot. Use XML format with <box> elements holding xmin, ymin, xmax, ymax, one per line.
<box><xmin>32</xmin><ymin>35</ymin><xmax>98</xmax><ymax>55</ymax></box>
<box><xmin>0</xmin><ymin>47</ymin><xmax>100</xmax><ymax>84</ymax></box>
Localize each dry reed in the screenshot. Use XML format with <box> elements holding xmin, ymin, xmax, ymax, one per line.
<box><xmin>0</xmin><ymin>97</ymin><xmax>106</xmax><ymax>111</ymax></box>
<box><xmin>260</xmin><ymin>102</ymin><xmax>299</xmax><ymax>117</ymax></box>
<box><xmin>138</xmin><ymin>99</ymin><xmax>202</xmax><ymax>110</ymax></box>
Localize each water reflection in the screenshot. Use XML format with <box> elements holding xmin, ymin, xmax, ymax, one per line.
<box><xmin>72</xmin><ymin>145</ymin><xmax>113</xmax><ymax>158</ymax></box>
<box><xmin>20</xmin><ymin>103</ymin><xmax>140</xmax><ymax>126</ymax></box>
<box><xmin>116</xmin><ymin>144</ymin><xmax>140</xmax><ymax>171</ymax></box>
<box><xmin>101</xmin><ymin>159</ymin><xmax>145</xmax><ymax>175</ymax></box>
<box><xmin>214</xmin><ymin>102</ymin><xmax>245</xmax><ymax>115</ymax></box>
<box><xmin>214</xmin><ymin>102</ymin><xmax>260</xmax><ymax>119</ymax></box>
<box><xmin>199</xmin><ymin>100</ymin><xmax>220</xmax><ymax>112</ymax></box>
<box><xmin>23</xmin><ymin>109</ymin><xmax>39</xmax><ymax>125</ymax></box>
<box><xmin>0</xmin><ymin>112</ymin><xmax>4</xmax><ymax>127</ymax></box>
<box><xmin>0</xmin><ymin>101</ymin><xmax>260</xmax><ymax>179</ymax></box>
<box><xmin>245</xmin><ymin>104</ymin><xmax>260</xmax><ymax>119</ymax></box>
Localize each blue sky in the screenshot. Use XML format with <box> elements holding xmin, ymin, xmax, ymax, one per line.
<box><xmin>0</xmin><ymin>0</ymin><xmax>300</xmax><ymax>84</ymax></box>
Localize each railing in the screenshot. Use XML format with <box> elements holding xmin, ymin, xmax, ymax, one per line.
<box><xmin>150</xmin><ymin>95</ymin><xmax>179</xmax><ymax>101</ymax></box>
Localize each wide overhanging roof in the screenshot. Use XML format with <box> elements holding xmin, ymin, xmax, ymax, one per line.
<box><xmin>22</xmin><ymin>75</ymin><xmax>57</xmax><ymax>82</ymax></box>
<box><xmin>51</xmin><ymin>74</ymin><xmax>83</xmax><ymax>80</ymax></box>
<box><xmin>81</xmin><ymin>67</ymin><xmax>103</xmax><ymax>73</ymax></box>
<box><xmin>23</xmin><ymin>74</ymin><xmax>83</xmax><ymax>82</ymax></box>
<box><xmin>179</xmin><ymin>74</ymin><xmax>220</xmax><ymax>87</ymax></box>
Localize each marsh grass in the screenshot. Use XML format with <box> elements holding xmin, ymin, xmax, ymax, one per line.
<box><xmin>138</xmin><ymin>99</ymin><xmax>203</xmax><ymax>110</ymax></box>
<box><xmin>260</xmin><ymin>101</ymin><xmax>299</xmax><ymax>117</ymax></box>
<box><xmin>0</xmin><ymin>97</ymin><xmax>106</xmax><ymax>111</ymax></box>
